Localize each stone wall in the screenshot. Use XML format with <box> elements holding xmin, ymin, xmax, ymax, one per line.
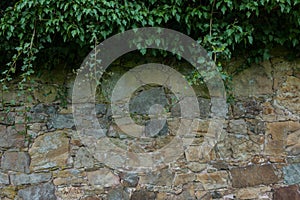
<box><xmin>0</xmin><ymin>55</ymin><xmax>300</xmax><ymax>200</ymax></box>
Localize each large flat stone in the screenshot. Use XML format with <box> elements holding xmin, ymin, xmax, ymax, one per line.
<box><xmin>10</xmin><ymin>173</ymin><xmax>51</xmax><ymax>185</ymax></box>
<box><xmin>17</xmin><ymin>182</ymin><xmax>57</xmax><ymax>200</ymax></box>
<box><xmin>29</xmin><ymin>131</ymin><xmax>70</xmax><ymax>171</ymax></box>
<box><xmin>230</xmin><ymin>164</ymin><xmax>279</xmax><ymax>188</ymax></box>
<box><xmin>232</xmin><ymin>64</ymin><xmax>273</xmax><ymax>97</ymax></box>
<box><xmin>1</xmin><ymin>151</ymin><xmax>30</xmax><ymax>173</ymax></box>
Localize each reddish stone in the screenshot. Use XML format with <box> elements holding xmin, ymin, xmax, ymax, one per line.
<box><xmin>273</xmin><ymin>185</ymin><xmax>300</xmax><ymax>200</ymax></box>
<box><xmin>230</xmin><ymin>164</ymin><xmax>279</xmax><ymax>188</ymax></box>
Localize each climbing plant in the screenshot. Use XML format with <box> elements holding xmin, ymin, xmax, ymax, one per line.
<box><xmin>1</xmin><ymin>0</ymin><xmax>300</xmax><ymax>89</ymax></box>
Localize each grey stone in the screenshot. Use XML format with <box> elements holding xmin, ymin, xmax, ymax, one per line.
<box><xmin>95</xmin><ymin>104</ymin><xmax>107</xmax><ymax>115</ymax></box>
<box><xmin>0</xmin><ymin>125</ymin><xmax>25</xmax><ymax>148</ymax></box>
<box><xmin>0</xmin><ymin>172</ymin><xmax>9</xmax><ymax>184</ymax></box>
<box><xmin>139</xmin><ymin>167</ymin><xmax>174</xmax><ymax>186</ymax></box>
<box><xmin>107</xmin><ymin>186</ymin><xmax>130</xmax><ymax>200</ymax></box>
<box><xmin>29</xmin><ymin>131</ymin><xmax>69</xmax><ymax>171</ymax></box>
<box><xmin>145</xmin><ymin>119</ymin><xmax>168</xmax><ymax>137</ymax></box>
<box><xmin>87</xmin><ymin>169</ymin><xmax>120</xmax><ymax>187</ymax></box>
<box><xmin>74</xmin><ymin>148</ymin><xmax>94</xmax><ymax>169</ymax></box>
<box><xmin>47</xmin><ymin>114</ymin><xmax>74</xmax><ymax>129</ymax></box>
<box><xmin>283</xmin><ymin>163</ymin><xmax>300</xmax><ymax>185</ymax></box>
<box><xmin>120</xmin><ymin>172</ymin><xmax>139</xmax><ymax>187</ymax></box>
<box><xmin>10</xmin><ymin>173</ymin><xmax>51</xmax><ymax>185</ymax></box>
<box><xmin>17</xmin><ymin>182</ymin><xmax>57</xmax><ymax>200</ymax></box>
<box><xmin>28</xmin><ymin>104</ymin><xmax>57</xmax><ymax>123</ymax></box>
<box><xmin>229</xmin><ymin>119</ymin><xmax>247</xmax><ymax>134</ymax></box>
<box><xmin>129</xmin><ymin>87</ymin><xmax>168</xmax><ymax>115</ymax></box>
<box><xmin>1</xmin><ymin>151</ymin><xmax>30</xmax><ymax>173</ymax></box>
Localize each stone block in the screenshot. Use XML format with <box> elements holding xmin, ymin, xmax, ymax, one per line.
<box><xmin>173</xmin><ymin>172</ymin><xmax>195</xmax><ymax>186</ymax></box>
<box><xmin>0</xmin><ymin>172</ymin><xmax>9</xmax><ymax>184</ymax></box>
<box><xmin>1</xmin><ymin>151</ymin><xmax>30</xmax><ymax>173</ymax></box>
<box><xmin>196</xmin><ymin>171</ymin><xmax>229</xmax><ymax>190</ymax></box>
<box><xmin>265</xmin><ymin>121</ymin><xmax>300</xmax><ymax>157</ymax></box>
<box><xmin>10</xmin><ymin>173</ymin><xmax>51</xmax><ymax>186</ymax></box>
<box><xmin>273</xmin><ymin>185</ymin><xmax>300</xmax><ymax>200</ymax></box>
<box><xmin>53</xmin><ymin>169</ymin><xmax>86</xmax><ymax>186</ymax></box>
<box><xmin>0</xmin><ymin>125</ymin><xmax>25</xmax><ymax>148</ymax></box>
<box><xmin>232</xmin><ymin>64</ymin><xmax>273</xmax><ymax>97</ymax></box>
<box><xmin>29</xmin><ymin>131</ymin><xmax>70</xmax><ymax>171</ymax></box>
<box><xmin>139</xmin><ymin>167</ymin><xmax>174</xmax><ymax>186</ymax></box>
<box><xmin>230</xmin><ymin>164</ymin><xmax>279</xmax><ymax>188</ymax></box>
<box><xmin>17</xmin><ymin>182</ymin><xmax>56</xmax><ymax>200</ymax></box>
<box><xmin>235</xmin><ymin>186</ymin><xmax>271</xmax><ymax>199</ymax></box>
<box><xmin>87</xmin><ymin>168</ymin><xmax>120</xmax><ymax>188</ymax></box>
<box><xmin>283</xmin><ymin>163</ymin><xmax>300</xmax><ymax>184</ymax></box>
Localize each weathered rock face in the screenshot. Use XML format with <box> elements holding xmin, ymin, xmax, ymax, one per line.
<box><xmin>29</xmin><ymin>131</ymin><xmax>70</xmax><ymax>171</ymax></box>
<box><xmin>87</xmin><ymin>169</ymin><xmax>120</xmax><ymax>188</ymax></box>
<box><xmin>276</xmin><ymin>76</ymin><xmax>300</xmax><ymax>114</ymax></box>
<box><xmin>230</xmin><ymin>165</ymin><xmax>279</xmax><ymax>188</ymax></box>
<box><xmin>1</xmin><ymin>151</ymin><xmax>30</xmax><ymax>173</ymax></box>
<box><xmin>17</xmin><ymin>182</ymin><xmax>57</xmax><ymax>200</ymax></box>
<box><xmin>273</xmin><ymin>185</ymin><xmax>300</xmax><ymax>200</ymax></box>
<box><xmin>0</xmin><ymin>125</ymin><xmax>25</xmax><ymax>148</ymax></box>
<box><xmin>0</xmin><ymin>54</ymin><xmax>299</xmax><ymax>199</ymax></box>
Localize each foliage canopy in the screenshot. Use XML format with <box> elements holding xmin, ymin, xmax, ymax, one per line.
<box><xmin>1</xmin><ymin>0</ymin><xmax>300</xmax><ymax>86</ymax></box>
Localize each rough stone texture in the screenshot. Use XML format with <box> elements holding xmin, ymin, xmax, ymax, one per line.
<box><xmin>10</xmin><ymin>173</ymin><xmax>51</xmax><ymax>186</ymax></box>
<box><xmin>273</xmin><ymin>185</ymin><xmax>300</xmax><ymax>200</ymax></box>
<box><xmin>120</xmin><ymin>172</ymin><xmax>139</xmax><ymax>187</ymax></box>
<box><xmin>265</xmin><ymin>121</ymin><xmax>300</xmax><ymax>157</ymax></box>
<box><xmin>47</xmin><ymin>114</ymin><xmax>75</xmax><ymax>129</ymax></box>
<box><xmin>1</xmin><ymin>151</ymin><xmax>30</xmax><ymax>173</ymax></box>
<box><xmin>53</xmin><ymin>169</ymin><xmax>87</xmax><ymax>186</ymax></box>
<box><xmin>173</xmin><ymin>172</ymin><xmax>195</xmax><ymax>186</ymax></box>
<box><xmin>0</xmin><ymin>125</ymin><xmax>25</xmax><ymax>148</ymax></box>
<box><xmin>87</xmin><ymin>169</ymin><xmax>120</xmax><ymax>188</ymax></box>
<box><xmin>107</xmin><ymin>186</ymin><xmax>130</xmax><ymax>200</ymax></box>
<box><xmin>74</xmin><ymin>147</ymin><xmax>94</xmax><ymax>169</ymax></box>
<box><xmin>235</xmin><ymin>186</ymin><xmax>272</xmax><ymax>199</ymax></box>
<box><xmin>216</xmin><ymin>134</ymin><xmax>261</xmax><ymax>161</ymax></box>
<box><xmin>283</xmin><ymin>163</ymin><xmax>300</xmax><ymax>184</ymax></box>
<box><xmin>29</xmin><ymin>131</ymin><xmax>69</xmax><ymax>171</ymax></box>
<box><xmin>139</xmin><ymin>167</ymin><xmax>174</xmax><ymax>186</ymax></box>
<box><xmin>286</xmin><ymin>129</ymin><xmax>300</xmax><ymax>156</ymax></box>
<box><xmin>0</xmin><ymin>172</ymin><xmax>9</xmax><ymax>184</ymax></box>
<box><xmin>276</xmin><ymin>76</ymin><xmax>300</xmax><ymax>114</ymax></box>
<box><xmin>17</xmin><ymin>182</ymin><xmax>57</xmax><ymax>200</ymax></box>
<box><xmin>131</xmin><ymin>190</ymin><xmax>156</xmax><ymax>200</ymax></box>
<box><xmin>28</xmin><ymin>103</ymin><xmax>57</xmax><ymax>123</ymax></box>
<box><xmin>230</xmin><ymin>165</ymin><xmax>279</xmax><ymax>188</ymax></box>
<box><xmin>196</xmin><ymin>171</ymin><xmax>229</xmax><ymax>190</ymax></box>
<box><xmin>55</xmin><ymin>186</ymin><xmax>85</xmax><ymax>200</ymax></box>
<box><xmin>232</xmin><ymin>64</ymin><xmax>273</xmax><ymax>97</ymax></box>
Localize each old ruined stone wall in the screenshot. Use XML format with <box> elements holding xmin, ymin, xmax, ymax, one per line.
<box><xmin>0</xmin><ymin>54</ymin><xmax>300</xmax><ymax>200</ymax></box>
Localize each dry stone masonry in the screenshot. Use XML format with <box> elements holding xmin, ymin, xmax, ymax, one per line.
<box><xmin>0</xmin><ymin>55</ymin><xmax>300</xmax><ymax>199</ymax></box>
